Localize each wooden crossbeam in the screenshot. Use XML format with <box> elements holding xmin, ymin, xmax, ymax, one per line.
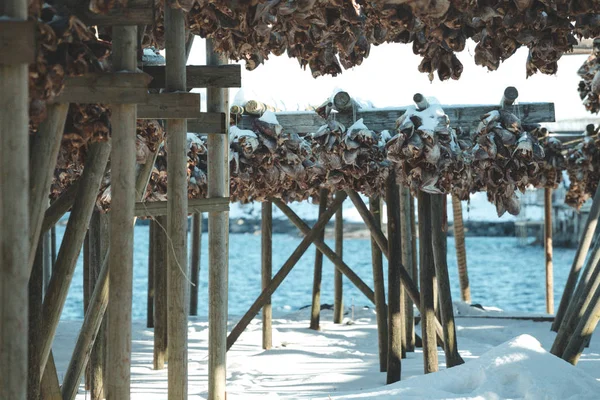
<box><xmin>137</xmin><ymin>92</ymin><xmax>201</xmax><ymax>119</ymax></box>
<box><xmin>187</xmin><ymin>114</ymin><xmax>227</xmax><ymax>134</ymax></box>
<box><xmin>53</xmin><ymin>72</ymin><xmax>152</xmax><ymax>104</ymax></box>
<box><xmin>143</xmin><ymin>65</ymin><xmax>242</xmax><ymax>89</ymax></box>
<box><xmin>134</xmin><ymin>197</ymin><xmax>229</xmax><ymax>217</ymax></box>
<box><xmin>0</xmin><ymin>20</ymin><xmax>36</xmax><ymax>64</ymax></box>
<box><xmin>238</xmin><ymin>102</ymin><xmax>555</xmax><ymax>133</ymax></box>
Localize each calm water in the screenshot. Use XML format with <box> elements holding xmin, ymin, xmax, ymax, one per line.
<box><xmin>59</xmin><ymin>224</ymin><xmax>576</xmax><ymax>320</ymax></box>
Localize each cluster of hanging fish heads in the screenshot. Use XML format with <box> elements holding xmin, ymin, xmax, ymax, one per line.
<box><xmin>25</xmin><ymin>0</ymin><xmax>600</xmax><ymax>214</ymax></box>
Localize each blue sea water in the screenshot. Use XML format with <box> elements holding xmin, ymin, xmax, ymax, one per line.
<box><xmin>58</xmin><ymin>224</ymin><xmax>576</xmax><ymax>320</ymax></box>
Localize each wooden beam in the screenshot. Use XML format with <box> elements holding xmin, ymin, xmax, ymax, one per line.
<box><xmin>385</xmin><ymin>173</ymin><xmax>402</xmax><ymax>384</ymax></box>
<box><xmin>137</xmin><ymin>92</ymin><xmax>202</xmax><ymax>119</ymax></box>
<box><xmin>53</xmin><ymin>72</ymin><xmax>152</xmax><ymax>104</ymax></box>
<box><xmin>187</xmin><ymin>113</ymin><xmax>227</xmax><ymax>135</ymax></box>
<box><xmin>553</xmin><ymin>183</ymin><xmax>600</xmax><ymax>331</ymax></box>
<box><xmin>400</xmin><ymin>186</ymin><xmax>415</xmax><ymax>352</ymax></box>
<box><xmin>227</xmin><ymin>195</ymin><xmax>345</xmax><ymax>351</ymax></box>
<box><xmin>106</xmin><ymin>25</ymin><xmax>137</xmax><ymax>400</ymax></box>
<box><xmin>40</xmin><ymin>354</ymin><xmax>61</xmax><ymax>400</ymax></box>
<box><xmin>144</xmin><ymin>65</ymin><xmax>242</xmax><ymax>89</ymax></box>
<box><xmin>134</xmin><ymin>197</ymin><xmax>229</xmax><ymax>216</ymax></box>
<box><xmin>153</xmin><ymin>216</ymin><xmax>168</xmax><ymax>370</ymax></box>
<box><xmin>148</xmin><ymin>221</ymin><xmax>155</xmax><ymax>327</ymax></box>
<box><xmin>431</xmin><ymin>194</ymin><xmax>464</xmax><ymax>368</ymax></box>
<box><xmin>189</xmin><ymin>213</ymin><xmax>202</xmax><ymax>316</ymax></box>
<box><xmin>273</xmin><ymin>198</ymin><xmax>376</xmax><ymax>304</ymax></box>
<box><xmin>262</xmin><ymin>201</ymin><xmax>273</xmax><ymax>350</ymax></box>
<box><xmin>334</xmin><ymin>193</ymin><xmax>344</xmax><ymax>324</ymax></box>
<box><xmin>40</xmin><ymin>141</ymin><xmax>111</xmax><ymax>377</ymax></box>
<box><xmin>41</xmin><ymin>181</ymin><xmax>79</xmax><ymax>234</ymax></box>
<box><xmin>545</xmin><ymin>188</ymin><xmax>554</xmax><ymax>314</ymax></box>
<box><xmin>418</xmin><ymin>192</ymin><xmax>439</xmax><ymax>374</ymax></box>
<box><xmin>29</xmin><ymin>240</ymin><xmax>44</xmax><ymax>400</ymax></box>
<box><xmin>28</xmin><ymin>103</ymin><xmax>69</xmax><ymax>273</ymax></box>
<box><xmin>369</xmin><ymin>196</ymin><xmax>388</xmax><ymax>372</ymax></box>
<box><xmin>562</xmin><ymin>285</ymin><xmax>600</xmax><ymax>364</ymax></box>
<box><xmin>166</xmin><ymin>6</ymin><xmax>189</xmax><ymax>399</ymax></box>
<box><xmin>310</xmin><ymin>189</ymin><xmax>328</xmax><ymax>331</ymax></box>
<box><xmin>238</xmin><ymin>102</ymin><xmax>555</xmax><ymax>134</ymax></box>
<box><xmin>0</xmin><ymin>20</ymin><xmax>35</xmax><ymax>64</ymax></box>
<box><xmin>207</xmin><ymin>38</ymin><xmax>230</xmax><ymax>400</ymax></box>
<box><xmin>0</xmin><ymin>1</ymin><xmax>29</xmax><ymax>398</ymax></box>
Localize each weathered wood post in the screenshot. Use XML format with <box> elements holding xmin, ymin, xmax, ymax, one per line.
<box><xmin>154</xmin><ymin>216</ymin><xmax>168</xmax><ymax>370</ymax></box>
<box><xmin>562</xmin><ymin>284</ymin><xmax>600</xmax><ymax>364</ymax></box>
<box><xmin>207</xmin><ymin>38</ymin><xmax>230</xmax><ymax>400</ymax></box>
<box><xmin>190</xmin><ymin>213</ymin><xmax>203</xmax><ymax>316</ymax></box>
<box><xmin>386</xmin><ymin>173</ymin><xmax>403</xmax><ymax>383</ymax></box>
<box><xmin>83</xmin><ymin>231</ymin><xmax>91</xmax><ymax>390</ymax></box>
<box><xmin>43</xmin><ymin>230</ymin><xmax>52</xmax><ymax>294</ymax></box>
<box><xmin>89</xmin><ymin>211</ymin><xmax>108</xmax><ymax>400</ymax></box>
<box><xmin>107</xmin><ymin>24</ymin><xmax>137</xmax><ymax>399</ymax></box>
<box><xmin>400</xmin><ymin>186</ymin><xmax>415</xmax><ymax>352</ymax></box>
<box><xmin>148</xmin><ymin>221</ymin><xmax>155</xmax><ymax>327</ymax></box>
<box><xmin>553</xmin><ymin>184</ymin><xmax>600</xmax><ymax>331</ymax></box>
<box><xmin>369</xmin><ymin>196</ymin><xmax>388</xmax><ymax>372</ymax></box>
<box><xmin>418</xmin><ymin>192</ymin><xmax>439</xmax><ymax>373</ymax></box>
<box><xmin>431</xmin><ymin>195</ymin><xmax>464</xmax><ymax>368</ymax></box>
<box><xmin>545</xmin><ymin>188</ymin><xmax>554</xmax><ymax>314</ymax></box>
<box><xmin>451</xmin><ymin>196</ymin><xmax>471</xmax><ymax>303</ymax></box>
<box><xmin>310</xmin><ymin>189</ymin><xmax>328</xmax><ymax>330</ymax></box>
<box><xmin>166</xmin><ymin>6</ymin><xmax>190</xmax><ymax>398</ymax></box>
<box><xmin>29</xmin><ymin>241</ymin><xmax>44</xmax><ymax>400</ymax></box>
<box><xmin>334</xmin><ymin>192</ymin><xmax>344</xmax><ymax>324</ymax></box>
<box><xmin>262</xmin><ymin>201</ymin><xmax>273</xmax><ymax>349</ymax></box>
<box><xmin>0</xmin><ymin>0</ymin><xmax>30</xmax><ymax>397</ymax></box>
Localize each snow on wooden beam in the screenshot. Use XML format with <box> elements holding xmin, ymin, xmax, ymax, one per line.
<box><xmin>238</xmin><ymin>102</ymin><xmax>556</xmax><ymax>133</ymax></box>
<box><xmin>0</xmin><ymin>20</ymin><xmax>36</xmax><ymax>64</ymax></box>
<box><xmin>134</xmin><ymin>197</ymin><xmax>229</xmax><ymax>217</ymax></box>
<box><xmin>144</xmin><ymin>65</ymin><xmax>242</xmax><ymax>89</ymax></box>
<box><xmin>53</xmin><ymin>72</ymin><xmax>152</xmax><ymax>104</ymax></box>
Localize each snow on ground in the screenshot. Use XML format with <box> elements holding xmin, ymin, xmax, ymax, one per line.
<box><xmin>54</xmin><ymin>304</ymin><xmax>600</xmax><ymax>399</ymax></box>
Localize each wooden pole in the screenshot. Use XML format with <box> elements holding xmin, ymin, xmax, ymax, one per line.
<box><xmin>262</xmin><ymin>201</ymin><xmax>273</xmax><ymax>349</ymax></box>
<box><xmin>418</xmin><ymin>192</ymin><xmax>439</xmax><ymax>374</ymax></box>
<box><xmin>227</xmin><ymin>196</ymin><xmax>345</xmax><ymax>350</ymax></box>
<box><xmin>545</xmin><ymin>188</ymin><xmax>554</xmax><ymax>314</ymax></box>
<box><xmin>0</xmin><ymin>0</ymin><xmax>29</xmax><ymax>397</ymax></box>
<box><xmin>385</xmin><ymin>173</ymin><xmax>403</xmax><ymax>384</ymax></box>
<box><xmin>273</xmin><ymin>199</ymin><xmax>375</xmax><ymax>304</ymax></box>
<box><xmin>190</xmin><ymin>213</ymin><xmax>203</xmax><ymax>316</ymax></box>
<box><xmin>148</xmin><ymin>221</ymin><xmax>155</xmax><ymax>327</ymax></box>
<box><xmin>89</xmin><ymin>211</ymin><xmax>108</xmax><ymax>400</ymax></box>
<box><xmin>310</xmin><ymin>189</ymin><xmax>328</xmax><ymax>330</ymax></box>
<box><xmin>29</xmin><ymin>240</ymin><xmax>44</xmax><ymax>400</ymax></box>
<box><xmin>154</xmin><ymin>216</ymin><xmax>168</xmax><ymax>369</ymax></box>
<box><xmin>400</xmin><ymin>186</ymin><xmax>415</xmax><ymax>352</ymax></box>
<box><xmin>369</xmin><ymin>196</ymin><xmax>388</xmax><ymax>372</ymax></box>
<box><xmin>551</xmin><ymin>241</ymin><xmax>600</xmax><ymax>357</ymax></box>
<box><xmin>334</xmin><ymin>192</ymin><xmax>344</xmax><ymax>324</ymax></box>
<box><xmin>42</xmin><ymin>178</ymin><xmax>79</xmax><ymax>235</ymax></box>
<box><xmin>347</xmin><ymin>190</ymin><xmax>443</xmax><ymax>337</ymax></box>
<box><xmin>43</xmin><ymin>230</ymin><xmax>52</xmax><ymax>295</ymax></box>
<box><xmin>501</xmin><ymin>86</ymin><xmax>519</xmax><ymax>108</ymax></box>
<box><xmin>431</xmin><ymin>195</ymin><xmax>464</xmax><ymax>368</ymax></box>
<box><xmin>28</xmin><ymin>103</ymin><xmax>69</xmax><ymax>272</ymax></box>
<box><xmin>451</xmin><ymin>196</ymin><xmax>471</xmax><ymax>303</ymax></box>
<box><xmin>553</xmin><ymin>183</ymin><xmax>600</xmax><ymax>331</ymax></box>
<box><xmin>410</xmin><ymin>196</ymin><xmax>418</xmax><ymax>284</ymax></box>
<box><xmin>39</xmin><ymin>142</ymin><xmax>110</xmax><ymax>375</ymax></box>
<box><xmin>106</xmin><ymin>24</ymin><xmax>137</xmax><ymax>400</ymax></box>
<box><xmin>83</xmin><ymin>231</ymin><xmax>91</xmax><ymax>391</ymax></box>
<box><xmin>562</xmin><ymin>284</ymin><xmax>600</xmax><ymax>365</ymax></box>
<box><xmin>207</xmin><ymin>38</ymin><xmax>229</xmax><ymax>400</ymax></box>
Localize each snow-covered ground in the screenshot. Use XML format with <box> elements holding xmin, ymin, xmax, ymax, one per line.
<box><xmin>54</xmin><ymin>303</ymin><xmax>600</xmax><ymax>399</ymax></box>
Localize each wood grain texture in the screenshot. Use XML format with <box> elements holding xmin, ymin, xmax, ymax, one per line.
<box><xmin>107</xmin><ymin>25</ymin><xmax>137</xmax><ymax>400</ymax></box>
<box><xmin>166</xmin><ymin>6</ymin><xmax>189</xmax><ymax>399</ymax></box>
<box><xmin>187</xmin><ymin>113</ymin><xmax>227</xmax><ymax>134</ymax></box>
<box><xmin>54</xmin><ymin>72</ymin><xmax>151</xmax><ymax>104</ymax></box>
<box><xmin>0</xmin><ymin>20</ymin><xmax>35</xmax><ymax>64</ymax></box>
<box><xmin>310</xmin><ymin>189</ymin><xmax>328</xmax><ymax>330</ymax></box>
<box><xmin>144</xmin><ymin>64</ymin><xmax>241</xmax><ymax>89</ymax></box>
<box><xmin>135</xmin><ymin>197</ymin><xmax>229</xmax><ymax>216</ymax></box>
<box><xmin>400</xmin><ymin>186</ymin><xmax>415</xmax><ymax>352</ymax></box>
<box><xmin>262</xmin><ymin>202</ymin><xmax>273</xmax><ymax>349</ymax></box>
<box><xmin>369</xmin><ymin>197</ymin><xmax>388</xmax><ymax>372</ymax></box>
<box><xmin>153</xmin><ymin>216</ymin><xmax>168</xmax><ymax>370</ymax></box>
<box><xmin>0</xmin><ymin>4</ymin><xmax>29</xmax><ymax>397</ymax></box>
<box><xmin>137</xmin><ymin>92</ymin><xmax>201</xmax><ymax>119</ymax></box>
<box><xmin>334</xmin><ymin>194</ymin><xmax>344</xmax><ymax>324</ymax></box>
<box><xmin>189</xmin><ymin>213</ymin><xmax>202</xmax><ymax>316</ymax></box>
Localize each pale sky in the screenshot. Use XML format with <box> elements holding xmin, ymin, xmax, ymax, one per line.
<box><xmin>188</xmin><ymin>38</ymin><xmax>595</xmax><ymax>128</ymax></box>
